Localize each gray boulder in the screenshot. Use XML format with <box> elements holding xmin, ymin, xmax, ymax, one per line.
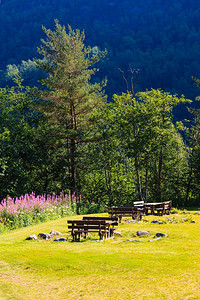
<box><xmin>156</xmin><ymin>232</ymin><xmax>168</xmax><ymax>237</ymax></box>
<box><xmin>26</xmin><ymin>234</ymin><xmax>37</xmax><ymax>240</ymax></box>
<box><xmin>50</xmin><ymin>230</ymin><xmax>62</xmax><ymax>236</ymax></box>
<box><xmin>54</xmin><ymin>238</ymin><xmax>67</xmax><ymax>242</ymax></box>
<box><xmin>137</xmin><ymin>230</ymin><xmax>150</xmax><ymax>236</ymax></box>
<box><xmin>151</xmin><ymin>220</ymin><xmax>163</xmax><ymax>224</ymax></box>
<box><xmin>127</xmin><ymin>220</ymin><xmax>137</xmax><ymax>223</ymax></box>
<box><xmin>149</xmin><ymin>237</ymin><xmax>161</xmax><ymax>242</ymax></box>
<box><xmin>38</xmin><ymin>233</ymin><xmax>53</xmax><ymax>240</ymax></box>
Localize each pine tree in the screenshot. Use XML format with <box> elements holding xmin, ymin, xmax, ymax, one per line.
<box><xmin>34</xmin><ymin>20</ymin><xmax>107</xmax><ymax>193</ymax></box>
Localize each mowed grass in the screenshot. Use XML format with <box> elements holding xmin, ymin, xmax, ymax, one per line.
<box><xmin>0</xmin><ymin>211</ymin><xmax>200</xmax><ymax>300</ymax></box>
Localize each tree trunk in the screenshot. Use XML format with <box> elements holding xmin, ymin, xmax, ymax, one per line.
<box><xmin>70</xmin><ymin>138</ymin><xmax>76</xmax><ymax>194</ymax></box>
<box><xmin>157</xmin><ymin>146</ymin><xmax>163</xmax><ymax>202</ymax></box>
<box><xmin>104</xmin><ymin>166</ymin><xmax>114</xmax><ymax>207</ymax></box>
<box><xmin>154</xmin><ymin>147</ymin><xmax>163</xmax><ymax>203</ymax></box>
<box><xmin>185</xmin><ymin>152</ymin><xmax>194</xmax><ymax>205</ymax></box>
<box><xmin>134</xmin><ymin>156</ymin><xmax>143</xmax><ymax>201</ymax></box>
<box><xmin>144</xmin><ymin>162</ymin><xmax>149</xmax><ymax>203</ymax></box>
<box><xmin>69</xmin><ymin>100</ymin><xmax>77</xmax><ymax>194</ymax></box>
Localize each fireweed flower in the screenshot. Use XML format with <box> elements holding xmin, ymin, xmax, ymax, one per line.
<box><xmin>0</xmin><ymin>191</ymin><xmax>88</xmax><ymax>231</ymax></box>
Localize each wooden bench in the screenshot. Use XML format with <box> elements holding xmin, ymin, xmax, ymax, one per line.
<box><xmin>67</xmin><ymin>220</ymin><xmax>112</xmax><ymax>241</ymax></box>
<box><xmin>133</xmin><ymin>201</ymin><xmax>144</xmax><ymax>206</ymax></box>
<box><xmin>108</xmin><ymin>206</ymin><xmax>143</xmax><ymax>222</ymax></box>
<box><xmin>82</xmin><ymin>216</ymin><xmax>118</xmax><ymax>225</ymax></box>
<box><xmin>133</xmin><ymin>201</ymin><xmax>146</xmax><ymax>213</ymax></box>
<box><xmin>82</xmin><ymin>216</ymin><xmax>118</xmax><ymax>237</ymax></box>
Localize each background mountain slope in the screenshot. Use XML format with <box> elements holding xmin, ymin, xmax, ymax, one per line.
<box><xmin>0</xmin><ymin>0</ymin><xmax>200</xmax><ymax>111</ymax></box>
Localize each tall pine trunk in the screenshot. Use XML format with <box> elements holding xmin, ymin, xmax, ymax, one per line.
<box><xmin>134</xmin><ymin>156</ymin><xmax>143</xmax><ymax>202</ymax></box>
<box><xmin>69</xmin><ymin>100</ymin><xmax>77</xmax><ymax>194</ymax></box>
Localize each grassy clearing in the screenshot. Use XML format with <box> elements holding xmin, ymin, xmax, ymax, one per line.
<box><xmin>0</xmin><ymin>211</ymin><xmax>200</xmax><ymax>299</ymax></box>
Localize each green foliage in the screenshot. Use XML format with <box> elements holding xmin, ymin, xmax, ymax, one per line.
<box><xmin>96</xmin><ymin>90</ymin><xmax>191</xmax><ymax>205</ymax></box>
<box><xmin>0</xmin><ymin>78</ymin><xmax>43</xmax><ymax>197</ymax></box>
<box><xmin>0</xmin><ymin>59</ymin><xmax>45</xmax><ymax>87</ymax></box>
<box><xmin>1</xmin><ymin>0</ymin><xmax>200</xmax><ymax>104</ymax></box>
<box><xmin>34</xmin><ymin>20</ymin><xmax>107</xmax><ymax>193</ymax></box>
<box><xmin>184</xmin><ymin>95</ymin><xmax>200</xmax><ymax>205</ymax></box>
<box><xmin>0</xmin><ymin>20</ymin><xmax>198</xmax><ymax>208</ymax></box>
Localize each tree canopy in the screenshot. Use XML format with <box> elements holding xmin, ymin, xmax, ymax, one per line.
<box><xmin>0</xmin><ymin>20</ymin><xmax>200</xmax><ymax>207</ymax></box>
<box><xmin>0</xmin><ymin>0</ymin><xmax>200</xmax><ymax>115</ymax></box>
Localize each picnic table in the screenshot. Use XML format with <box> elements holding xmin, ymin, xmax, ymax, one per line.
<box><xmin>144</xmin><ymin>201</ymin><xmax>172</xmax><ymax>215</ymax></box>
<box><xmin>67</xmin><ymin>219</ymin><xmax>117</xmax><ymax>241</ymax></box>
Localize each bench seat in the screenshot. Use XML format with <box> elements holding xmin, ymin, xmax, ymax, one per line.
<box><xmin>82</xmin><ymin>216</ymin><xmax>118</xmax><ymax>237</ymax></box>
<box><xmin>108</xmin><ymin>206</ymin><xmax>143</xmax><ymax>222</ymax></box>
<box><xmin>68</xmin><ymin>220</ymin><xmax>112</xmax><ymax>241</ymax></box>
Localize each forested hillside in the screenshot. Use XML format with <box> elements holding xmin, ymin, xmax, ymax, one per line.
<box><xmin>0</xmin><ymin>20</ymin><xmax>200</xmax><ymax>207</ymax></box>
<box><xmin>0</xmin><ymin>2</ymin><xmax>200</xmax><ymax>207</ymax></box>
<box><xmin>0</xmin><ymin>0</ymin><xmax>200</xmax><ymax>106</ymax></box>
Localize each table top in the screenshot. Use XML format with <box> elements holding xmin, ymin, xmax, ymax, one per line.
<box><xmin>144</xmin><ymin>202</ymin><xmax>163</xmax><ymax>206</ymax></box>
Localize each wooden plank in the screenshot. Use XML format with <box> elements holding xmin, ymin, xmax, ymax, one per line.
<box><xmin>68</xmin><ymin>225</ymin><xmax>108</xmax><ymax>230</ymax></box>
<box><xmin>68</xmin><ymin>220</ymin><xmax>107</xmax><ymax>225</ymax></box>
<box><xmin>82</xmin><ymin>216</ymin><xmax>118</xmax><ymax>221</ymax></box>
<box><xmin>83</xmin><ymin>216</ymin><xmax>118</xmax><ymax>226</ymax></box>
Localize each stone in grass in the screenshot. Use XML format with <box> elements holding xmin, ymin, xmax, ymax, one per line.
<box><xmin>156</xmin><ymin>232</ymin><xmax>168</xmax><ymax>238</ymax></box>
<box><xmin>137</xmin><ymin>230</ymin><xmax>150</xmax><ymax>236</ymax></box>
<box><xmin>54</xmin><ymin>238</ymin><xmax>67</xmax><ymax>242</ymax></box>
<box><xmin>180</xmin><ymin>218</ymin><xmax>187</xmax><ymax>222</ymax></box>
<box><xmin>127</xmin><ymin>220</ymin><xmax>137</xmax><ymax>223</ymax></box>
<box><xmin>26</xmin><ymin>234</ymin><xmax>37</xmax><ymax>240</ymax></box>
<box><xmin>38</xmin><ymin>233</ymin><xmax>53</xmax><ymax>240</ymax></box>
<box><xmin>151</xmin><ymin>220</ymin><xmax>163</xmax><ymax>224</ymax></box>
<box><xmin>127</xmin><ymin>239</ymin><xmax>141</xmax><ymax>242</ymax></box>
<box><xmin>50</xmin><ymin>230</ymin><xmax>62</xmax><ymax>236</ymax></box>
<box><xmin>149</xmin><ymin>237</ymin><xmax>161</xmax><ymax>242</ymax></box>
<box><xmin>88</xmin><ymin>240</ymin><xmax>99</xmax><ymax>242</ymax></box>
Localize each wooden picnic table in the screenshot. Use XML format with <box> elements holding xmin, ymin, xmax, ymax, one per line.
<box><xmin>144</xmin><ymin>201</ymin><xmax>172</xmax><ymax>215</ymax></box>
<box><xmin>144</xmin><ymin>202</ymin><xmax>163</xmax><ymax>215</ymax></box>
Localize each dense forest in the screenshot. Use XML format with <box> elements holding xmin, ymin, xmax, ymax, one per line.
<box><xmin>1</xmin><ymin>0</ymin><xmax>200</xmax><ymax>106</ymax></box>
<box><xmin>0</xmin><ymin>1</ymin><xmax>200</xmax><ymax>208</ymax></box>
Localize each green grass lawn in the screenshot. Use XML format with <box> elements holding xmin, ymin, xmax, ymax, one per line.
<box><xmin>0</xmin><ymin>211</ymin><xmax>200</xmax><ymax>300</ymax></box>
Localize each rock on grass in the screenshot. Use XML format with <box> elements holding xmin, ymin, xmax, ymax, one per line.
<box><xmin>137</xmin><ymin>230</ymin><xmax>150</xmax><ymax>236</ymax></box>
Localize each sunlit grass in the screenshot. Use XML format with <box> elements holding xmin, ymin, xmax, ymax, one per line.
<box><xmin>0</xmin><ymin>211</ymin><xmax>200</xmax><ymax>299</ymax></box>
